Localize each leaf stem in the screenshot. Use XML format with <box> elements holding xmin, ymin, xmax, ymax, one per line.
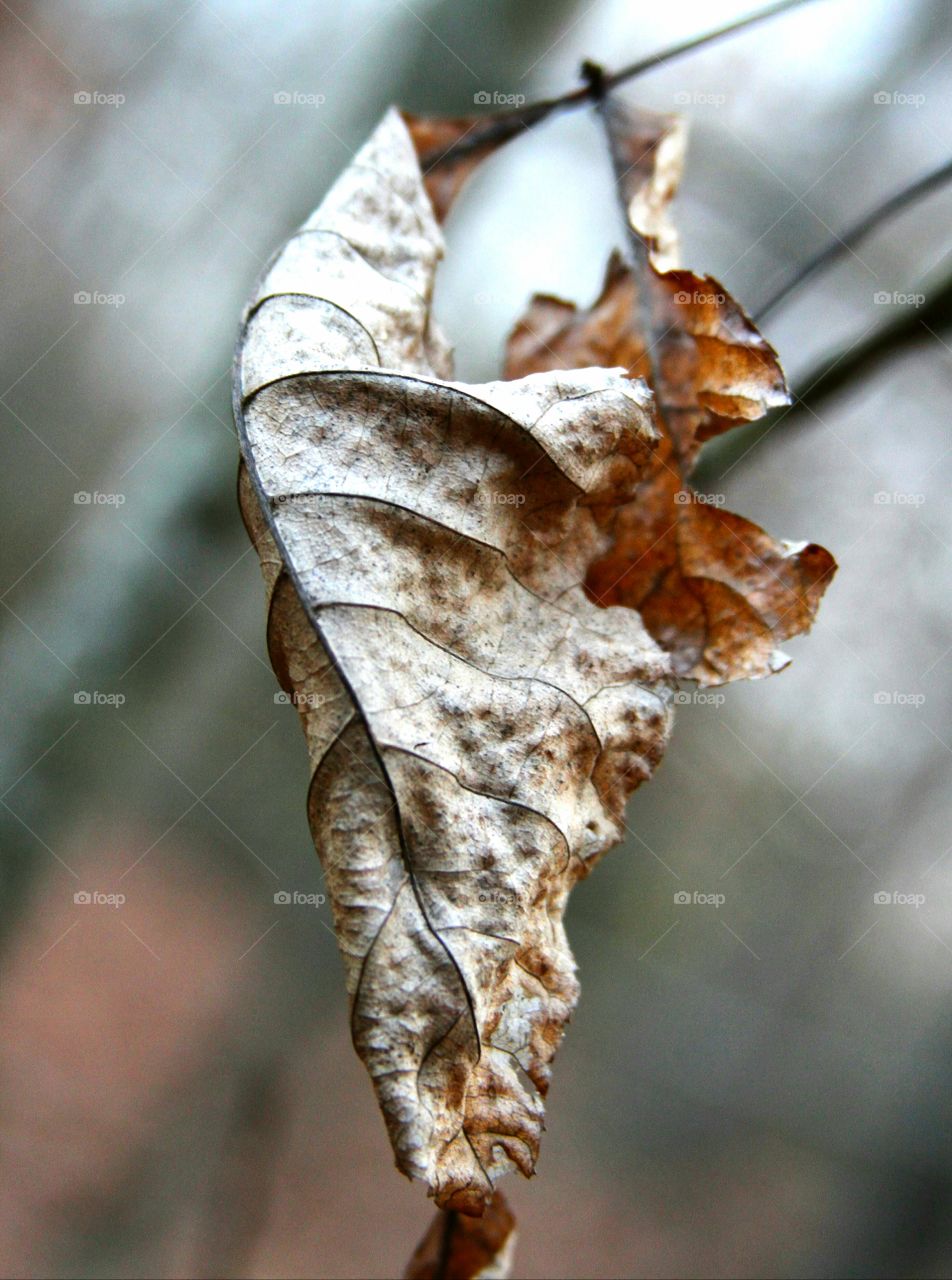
<box><xmin>583</xmin><ymin>61</ymin><xmax>664</xmax><ymax>388</ymax></box>
<box><xmin>435</xmin><ymin>1209</ymin><xmax>457</xmax><ymax>1280</ymax></box>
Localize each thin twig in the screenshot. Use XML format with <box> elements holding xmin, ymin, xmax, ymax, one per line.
<box><xmin>696</xmin><ymin>265</ymin><xmax>952</xmax><ymax>483</ymax></box>
<box><xmin>757</xmin><ymin>156</ymin><xmax>952</xmax><ymax>320</ymax></box>
<box><xmin>416</xmin><ymin>0</ymin><xmax>824</xmax><ymax>171</ymax></box>
<box><xmin>604</xmin><ymin>0</ymin><xmax>822</xmax><ymax>92</ymax></box>
<box><xmin>789</xmin><ymin>269</ymin><xmax>952</xmax><ymax>414</ymax></box>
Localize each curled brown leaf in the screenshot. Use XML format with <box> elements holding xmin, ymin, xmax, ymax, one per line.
<box><xmin>506</xmin><ymin>102</ymin><xmax>835</xmax><ymax>685</ymax></box>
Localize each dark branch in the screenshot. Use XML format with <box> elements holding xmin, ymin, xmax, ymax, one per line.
<box><xmin>756</xmin><ymin>156</ymin><xmax>952</xmax><ymax>320</ymax></box>
<box><xmin>790</xmin><ymin>270</ymin><xmax>952</xmax><ymax>416</ymax></box>
<box><xmin>417</xmin><ymin>0</ymin><xmax>824</xmax><ymax>171</ymax></box>
<box><xmin>604</xmin><ymin>0</ymin><xmax>822</xmax><ymax>93</ymax></box>
<box><xmin>696</xmin><ymin>267</ymin><xmax>952</xmax><ymax>485</ymax></box>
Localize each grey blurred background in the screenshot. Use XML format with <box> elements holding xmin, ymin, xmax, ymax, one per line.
<box><xmin>1</xmin><ymin>1</ymin><xmax>950</xmax><ymax>1276</ymax></box>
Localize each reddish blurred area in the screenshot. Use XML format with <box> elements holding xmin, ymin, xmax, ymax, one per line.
<box><xmin>0</xmin><ymin>849</ymin><xmax>885</xmax><ymax>1279</ymax></box>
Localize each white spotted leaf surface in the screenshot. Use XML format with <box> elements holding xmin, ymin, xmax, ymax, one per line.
<box><xmin>234</xmin><ymin>108</ymin><xmax>673</xmax><ymax>1214</ymax></box>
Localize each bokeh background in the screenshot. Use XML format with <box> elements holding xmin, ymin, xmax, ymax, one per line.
<box><xmin>1</xmin><ymin>1</ymin><xmax>951</xmax><ymax>1276</ymax></box>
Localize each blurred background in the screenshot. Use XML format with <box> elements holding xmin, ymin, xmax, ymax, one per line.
<box><xmin>1</xmin><ymin>0</ymin><xmax>950</xmax><ymax>1276</ymax></box>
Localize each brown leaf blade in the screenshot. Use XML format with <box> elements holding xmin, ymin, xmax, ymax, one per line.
<box><xmin>600</xmin><ymin>97</ymin><xmax>686</xmax><ymax>272</ymax></box>
<box><xmin>235</xmin><ymin>109</ymin><xmax>673</xmax><ymax>1213</ymax></box>
<box><xmin>405</xmin><ymin>1194</ymin><xmax>516</xmax><ymax>1280</ymax></box>
<box><xmin>506</xmin><ymin>102</ymin><xmax>835</xmax><ymax>685</ymax></box>
<box><xmin>401</xmin><ymin>112</ymin><xmax>511</xmax><ymax>224</ymax></box>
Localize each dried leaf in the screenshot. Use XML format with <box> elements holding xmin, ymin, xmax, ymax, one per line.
<box><xmin>235</xmin><ymin>109</ymin><xmax>673</xmax><ymax>1213</ymax></box>
<box><xmin>598</xmin><ymin>97</ymin><xmax>686</xmax><ymax>272</ymax></box>
<box><xmin>506</xmin><ymin>102</ymin><xmax>835</xmax><ymax>685</ymax></box>
<box><xmin>405</xmin><ymin>1193</ymin><xmax>516</xmax><ymax>1280</ymax></box>
<box><xmin>402</xmin><ymin>107</ymin><xmax>542</xmax><ymax>225</ymax></box>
